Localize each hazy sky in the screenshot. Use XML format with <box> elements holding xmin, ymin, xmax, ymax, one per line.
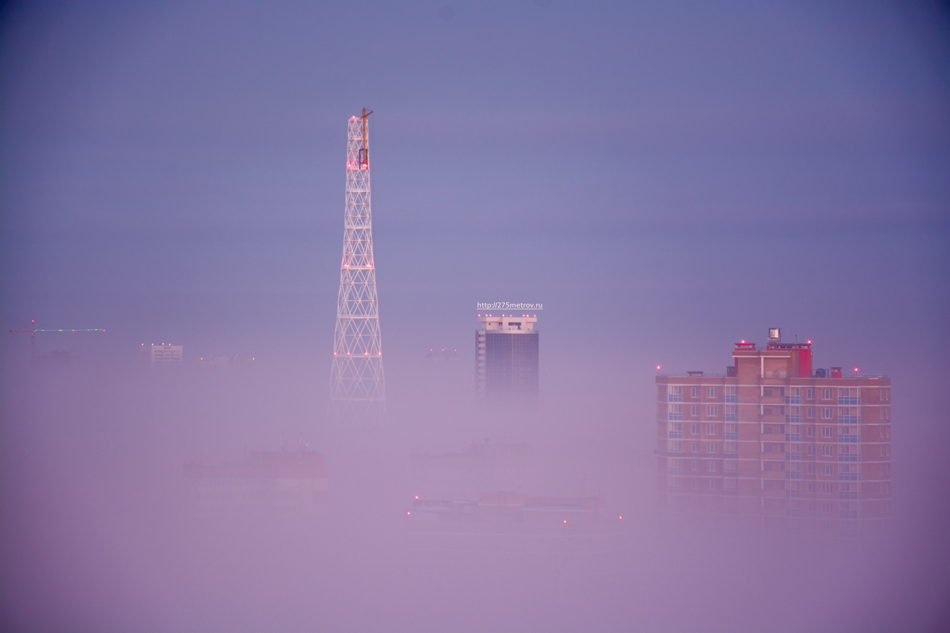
<box><xmin>2</xmin><ymin>2</ymin><xmax>949</xmax><ymax>631</ymax></box>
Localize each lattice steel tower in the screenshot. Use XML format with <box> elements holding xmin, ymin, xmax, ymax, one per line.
<box><xmin>329</xmin><ymin>109</ymin><xmax>385</xmax><ymax>419</ymax></box>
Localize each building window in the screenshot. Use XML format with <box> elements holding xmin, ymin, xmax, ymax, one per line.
<box><xmin>708</xmin><ymin>479</ymin><xmax>718</xmax><ymax>490</ymax></box>
<box><xmin>881</xmin><ymin>388</ymin><xmax>890</xmax><ymax>401</ymax></box>
<box><xmin>669</xmin><ymin>404</ymin><xmax>683</xmax><ymax>420</ymax></box>
<box><xmin>807</xmin><ymin>407</ymin><xmax>815</xmax><ymax>419</ymax></box>
<box><xmin>690</xmin><ymin>387</ymin><xmax>699</xmax><ymax>399</ymax></box>
<box><xmin>690</xmin><ymin>423</ymin><xmax>700</xmax><ymax>435</ymax></box>
<box><xmin>706</xmin><ymin>461</ymin><xmax>717</xmax><ymax>473</ymax></box>
<box><xmin>762</xmin><ymin>388</ymin><xmax>773</xmax><ymax>397</ymax></box>
<box><xmin>691</xmin><ymin>442</ymin><xmax>700</xmax><ymax>453</ymax></box>
<box><xmin>724</xmin><ymin>405</ymin><xmax>738</xmax><ymax>421</ymax></box>
<box><xmin>882</xmin><ymin>407</ymin><xmax>890</xmax><ymax>420</ymax></box>
<box><xmin>822</xmin><ymin>427</ymin><xmax>832</xmax><ymax>438</ymax></box>
<box><xmin>881</xmin><ymin>426</ymin><xmax>890</xmax><ymax>440</ymax></box>
<box><xmin>691</xmin><ymin>460</ymin><xmax>700</xmax><ymax>472</ymax></box>
<box><xmin>667</xmin><ymin>440</ymin><xmax>682</xmax><ymax>453</ymax></box>
<box><xmin>822</xmin><ymin>446</ymin><xmax>833</xmax><ymax>457</ymax></box>
<box><xmin>822</xmin><ymin>408</ymin><xmax>832</xmax><ymax>419</ymax></box>
<box><xmin>725</xmin><ymin>386</ymin><xmax>738</xmax><ymax>403</ymax></box>
<box><xmin>822</xmin><ymin>502</ymin><xmax>833</xmax><ymax>514</ymax></box>
<box><xmin>724</xmin><ymin>423</ymin><xmax>737</xmax><ymax>439</ymax></box>
<box><xmin>691</xmin><ymin>478</ymin><xmax>700</xmax><ymax>490</ymax></box>
<box><xmin>787</xmin><ymin>387</ymin><xmax>801</xmax><ymax>404</ymax></box>
<box><xmin>807</xmin><ymin>482</ymin><xmax>816</xmax><ymax>493</ymax></box>
<box><xmin>707</xmin><ymin>406</ymin><xmax>718</xmax><ymax>417</ymax></box>
<box><xmin>707</xmin><ymin>424</ymin><xmax>718</xmax><ymax>435</ymax></box>
<box><xmin>807</xmin><ymin>426</ymin><xmax>816</xmax><ymax>438</ymax></box>
<box><xmin>691</xmin><ymin>405</ymin><xmax>700</xmax><ymax>417</ymax></box>
<box><xmin>822</xmin><ymin>464</ymin><xmax>834</xmax><ymax>476</ymax></box>
<box><xmin>882</xmin><ymin>482</ymin><xmax>891</xmax><ymax>496</ymax></box>
<box><xmin>707</xmin><ymin>443</ymin><xmax>718</xmax><ymax>454</ymax></box>
<box><xmin>669</xmin><ymin>386</ymin><xmax>683</xmax><ymax>402</ymax></box>
<box><xmin>822</xmin><ymin>389</ymin><xmax>832</xmax><ymax>400</ymax></box>
<box><xmin>807</xmin><ymin>388</ymin><xmax>815</xmax><ymax>400</ymax></box>
<box><xmin>668</xmin><ymin>422</ymin><xmax>683</xmax><ymax>439</ymax></box>
<box><xmin>882</xmin><ymin>463</ymin><xmax>891</xmax><ymax>476</ymax></box>
<box><xmin>763</xmin><ymin>407</ymin><xmax>773</xmax><ymax>416</ymax></box>
<box><xmin>724</xmin><ymin>460</ymin><xmax>737</xmax><ymax>473</ymax></box>
<box><xmin>724</xmin><ymin>442</ymin><xmax>737</xmax><ymax>454</ymax></box>
<box><xmin>822</xmin><ymin>483</ymin><xmax>834</xmax><ymax>494</ymax></box>
<box><xmin>807</xmin><ymin>463</ymin><xmax>815</xmax><ymax>475</ymax></box>
<box><xmin>707</xmin><ymin>387</ymin><xmax>718</xmax><ymax>399</ymax></box>
<box><xmin>838</xmin><ymin>388</ymin><xmax>858</xmax><ymax>404</ymax></box>
<box><xmin>807</xmin><ymin>445</ymin><xmax>815</xmax><ymax>457</ymax></box>
<box><xmin>880</xmin><ymin>445</ymin><xmax>890</xmax><ymax>458</ymax></box>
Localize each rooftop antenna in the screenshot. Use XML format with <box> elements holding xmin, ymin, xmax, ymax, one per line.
<box><xmin>358</xmin><ymin>107</ymin><xmax>373</xmax><ymax>167</ymax></box>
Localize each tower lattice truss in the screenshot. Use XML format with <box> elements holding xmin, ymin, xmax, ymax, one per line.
<box><xmin>330</xmin><ymin>112</ymin><xmax>385</xmax><ymax>419</ymax></box>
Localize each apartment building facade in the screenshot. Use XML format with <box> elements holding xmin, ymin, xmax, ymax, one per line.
<box><xmin>656</xmin><ymin>329</ymin><xmax>891</xmax><ymax>535</ymax></box>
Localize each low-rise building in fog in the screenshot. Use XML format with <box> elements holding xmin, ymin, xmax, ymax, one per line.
<box><xmin>142</xmin><ymin>343</ymin><xmax>183</xmax><ymax>369</ymax></box>
<box><xmin>656</xmin><ymin>328</ymin><xmax>891</xmax><ymax>535</ymax></box>
<box><xmin>476</xmin><ymin>314</ymin><xmax>539</xmax><ymax>400</ymax></box>
<box><xmin>407</xmin><ymin>491</ymin><xmax>621</xmax><ymax>550</ymax></box>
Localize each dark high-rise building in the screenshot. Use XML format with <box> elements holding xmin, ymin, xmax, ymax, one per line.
<box><xmin>476</xmin><ymin>314</ymin><xmax>539</xmax><ymax>399</ymax></box>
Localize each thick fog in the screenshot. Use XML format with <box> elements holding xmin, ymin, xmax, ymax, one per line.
<box><xmin>2</xmin><ymin>2</ymin><xmax>949</xmax><ymax>631</ymax></box>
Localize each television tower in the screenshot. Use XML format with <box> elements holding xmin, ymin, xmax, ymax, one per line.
<box><xmin>329</xmin><ymin>109</ymin><xmax>385</xmax><ymax>420</ymax></box>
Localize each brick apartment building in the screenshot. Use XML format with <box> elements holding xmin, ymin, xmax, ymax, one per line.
<box><xmin>656</xmin><ymin>328</ymin><xmax>891</xmax><ymax>535</ymax></box>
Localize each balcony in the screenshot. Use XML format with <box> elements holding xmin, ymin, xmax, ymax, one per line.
<box><xmin>838</xmin><ymin>491</ymin><xmax>858</xmax><ymax>500</ymax></box>
<box><xmin>785</xmin><ymin>433</ymin><xmax>802</xmax><ymax>442</ymax></box>
<box><xmin>839</xmin><ymin>510</ymin><xmax>860</xmax><ymax>519</ymax></box>
<box><xmin>838</xmin><ymin>415</ymin><xmax>859</xmax><ymax>424</ymax></box>
<box><xmin>785</xmin><ymin>415</ymin><xmax>802</xmax><ymax>424</ymax></box>
<box><xmin>668</xmin><ymin>394</ymin><xmax>682</xmax><ymax>402</ymax></box>
<box><xmin>838</xmin><ymin>472</ymin><xmax>858</xmax><ymax>481</ymax></box>
<box><xmin>785</xmin><ymin>396</ymin><xmax>802</xmax><ymax>404</ymax></box>
<box><xmin>785</xmin><ymin>452</ymin><xmax>802</xmax><ymax>461</ymax></box>
<box><xmin>725</xmin><ymin>395</ymin><xmax>738</xmax><ymax>403</ymax></box>
<box><xmin>838</xmin><ymin>454</ymin><xmax>858</xmax><ymax>462</ymax></box>
<box><xmin>838</xmin><ymin>434</ymin><xmax>858</xmax><ymax>443</ymax></box>
<box><xmin>785</xmin><ymin>471</ymin><xmax>802</xmax><ymax>479</ymax></box>
<box><xmin>838</xmin><ymin>397</ymin><xmax>859</xmax><ymax>405</ymax></box>
<box><xmin>668</xmin><ymin>431</ymin><xmax>683</xmax><ymax>439</ymax></box>
<box><xmin>725</xmin><ymin>432</ymin><xmax>738</xmax><ymax>440</ymax></box>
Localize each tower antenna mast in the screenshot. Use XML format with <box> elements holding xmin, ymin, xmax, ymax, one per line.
<box><xmin>330</xmin><ymin>109</ymin><xmax>385</xmax><ymax>420</ymax></box>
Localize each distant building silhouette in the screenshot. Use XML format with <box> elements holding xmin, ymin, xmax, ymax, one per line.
<box><xmin>141</xmin><ymin>343</ymin><xmax>183</xmax><ymax>369</ymax></box>
<box><xmin>656</xmin><ymin>328</ymin><xmax>891</xmax><ymax>536</ymax></box>
<box><xmin>426</xmin><ymin>348</ymin><xmax>459</xmax><ymax>363</ymax></box>
<box><xmin>476</xmin><ymin>314</ymin><xmax>539</xmax><ymax>400</ymax></box>
<box><xmin>183</xmin><ymin>448</ymin><xmax>328</xmax><ymax>514</ymax></box>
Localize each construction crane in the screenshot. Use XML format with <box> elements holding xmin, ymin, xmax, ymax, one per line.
<box><xmin>9</xmin><ymin>319</ymin><xmax>105</xmax><ymax>360</ymax></box>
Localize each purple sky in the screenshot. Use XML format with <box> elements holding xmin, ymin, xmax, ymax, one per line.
<box><xmin>2</xmin><ymin>2</ymin><xmax>949</xmax><ymax>631</ymax></box>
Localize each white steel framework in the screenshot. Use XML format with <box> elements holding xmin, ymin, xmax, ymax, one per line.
<box><xmin>329</xmin><ymin>110</ymin><xmax>385</xmax><ymax>419</ymax></box>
